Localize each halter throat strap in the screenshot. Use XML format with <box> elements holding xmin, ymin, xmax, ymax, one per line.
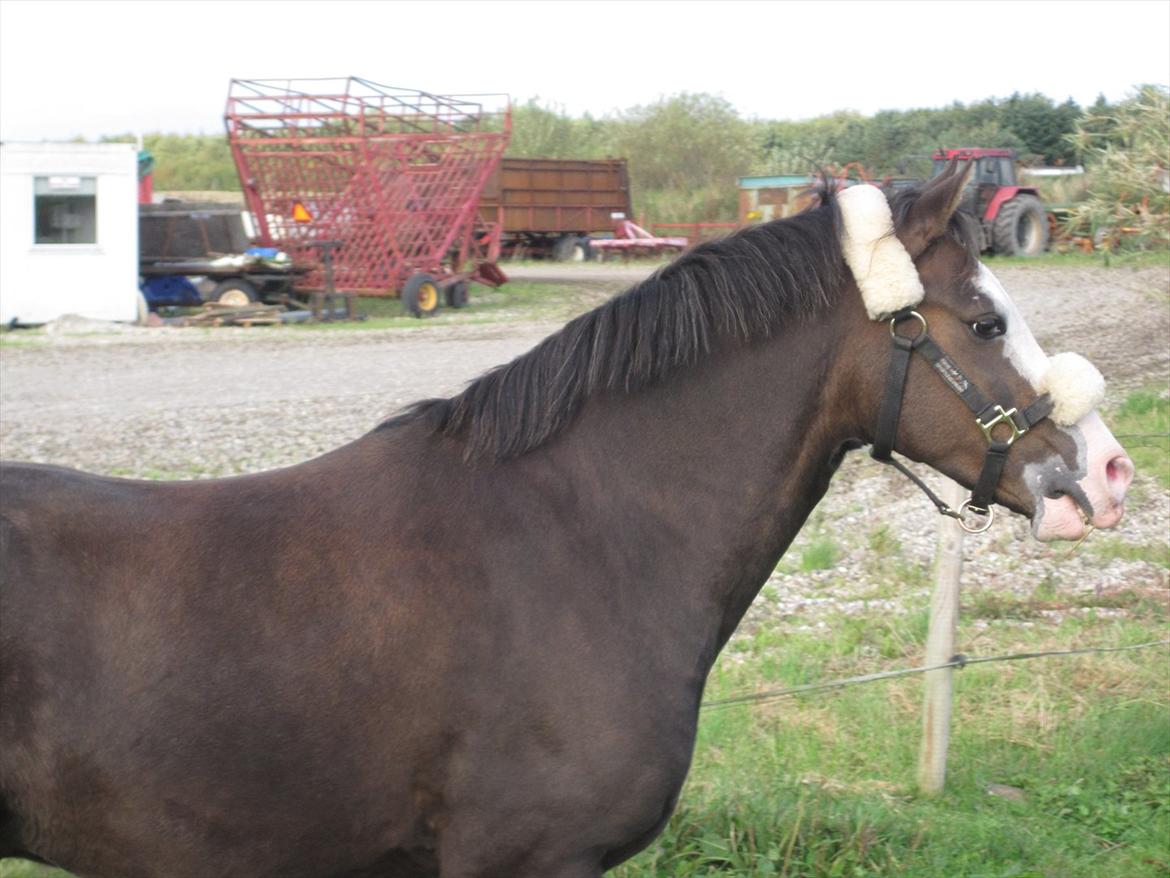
<box><xmin>871</xmin><ymin>308</ymin><xmax>1054</xmax><ymax>532</ymax></box>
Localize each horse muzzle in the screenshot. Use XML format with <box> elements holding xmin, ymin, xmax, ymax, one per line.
<box><xmin>1033</xmin><ymin>412</ymin><xmax>1134</xmax><ymax>542</ymax></box>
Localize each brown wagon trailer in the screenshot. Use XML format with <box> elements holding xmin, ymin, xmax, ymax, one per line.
<box><xmin>478</xmin><ymin>157</ymin><xmax>631</xmax><ymax>261</ymax></box>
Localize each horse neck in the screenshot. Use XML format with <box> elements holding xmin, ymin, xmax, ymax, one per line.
<box><xmin>544</xmin><ymin>307</ymin><xmax>858</xmax><ymax>660</ymax></box>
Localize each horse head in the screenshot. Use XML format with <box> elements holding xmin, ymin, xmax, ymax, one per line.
<box><xmin>839</xmin><ymin>163</ymin><xmax>1133</xmax><ymax>541</ymax></box>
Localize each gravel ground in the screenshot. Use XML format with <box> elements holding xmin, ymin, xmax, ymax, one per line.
<box><xmin>2</xmin><ymin>263</ymin><xmax>1167</xmax><ymax>637</ymax></box>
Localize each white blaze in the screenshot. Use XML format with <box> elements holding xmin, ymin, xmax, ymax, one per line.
<box><xmin>973</xmin><ymin>264</ymin><xmax>1049</xmax><ymax>390</ymax></box>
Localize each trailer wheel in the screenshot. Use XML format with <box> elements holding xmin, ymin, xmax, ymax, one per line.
<box><xmin>208</xmin><ymin>279</ymin><xmax>258</xmax><ymax>307</ymax></box>
<box><xmin>552</xmin><ymin>235</ymin><xmax>589</xmax><ymax>263</ymax></box>
<box><xmin>992</xmin><ymin>195</ymin><xmax>1048</xmax><ymax>257</ymax></box>
<box><xmin>446</xmin><ymin>281</ymin><xmax>470</xmax><ymax>309</ymax></box>
<box><xmin>402</xmin><ymin>272</ymin><xmax>441</xmax><ymax>317</ymax></box>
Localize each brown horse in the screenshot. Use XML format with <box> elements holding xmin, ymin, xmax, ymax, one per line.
<box><xmin>0</xmin><ymin>165</ymin><xmax>1134</xmax><ymax>878</ymax></box>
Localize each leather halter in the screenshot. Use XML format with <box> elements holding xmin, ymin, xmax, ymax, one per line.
<box><xmin>871</xmin><ymin>308</ymin><xmax>1054</xmax><ymax>533</ymax></box>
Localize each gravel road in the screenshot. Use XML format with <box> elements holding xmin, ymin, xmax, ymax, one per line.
<box><xmin>2</xmin><ymin>262</ymin><xmax>1167</xmax><ymax>634</ymax></box>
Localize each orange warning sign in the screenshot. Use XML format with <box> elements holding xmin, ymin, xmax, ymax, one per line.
<box><xmin>292</xmin><ymin>202</ymin><xmax>312</xmax><ymax>223</ymax></box>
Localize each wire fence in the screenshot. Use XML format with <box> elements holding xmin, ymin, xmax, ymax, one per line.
<box><xmin>701</xmin><ymin>639</ymin><xmax>1170</xmax><ymax>710</ymax></box>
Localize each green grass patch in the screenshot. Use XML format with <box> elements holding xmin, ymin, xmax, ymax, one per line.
<box><xmin>0</xmin><ymin>329</ymin><xmax>47</xmax><ymax>348</ymax></box>
<box><xmin>613</xmin><ymin>616</ymin><xmax>1170</xmax><ymax>878</ymax></box>
<box><xmin>983</xmin><ymin>250</ymin><xmax>1170</xmax><ymax>270</ymax></box>
<box><xmin>1108</xmin><ymin>389</ymin><xmax>1170</xmax><ymax>490</ymax></box>
<box><xmin>1088</xmin><ymin>537</ymin><xmax>1170</xmax><ymax>570</ymax></box>
<box><xmin>290</xmin><ymin>280</ymin><xmax>609</xmax><ymax>331</ymax></box>
<box><xmin>966</xmin><ymin>586</ymin><xmax>1168</xmax><ymax>622</ymax></box>
<box><xmin>0</xmin><ymin>866</ymin><xmax>70</xmax><ymax>878</ymax></box>
<box><xmin>800</xmin><ymin>534</ymin><xmax>839</xmax><ymax>572</ymax></box>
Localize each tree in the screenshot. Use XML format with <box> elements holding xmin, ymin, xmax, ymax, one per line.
<box><xmin>507</xmin><ymin>99</ymin><xmax>607</xmax><ymax>159</ymax></box>
<box><xmin>603</xmin><ymin>93</ymin><xmax>757</xmax><ymax>221</ymax></box>
<box><xmin>996</xmin><ymin>93</ymin><xmax>1081</xmax><ymax>164</ymax></box>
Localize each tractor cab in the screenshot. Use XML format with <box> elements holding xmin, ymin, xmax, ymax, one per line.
<box><xmin>932</xmin><ymin>148</ymin><xmax>1018</xmax><ymax>221</ymax></box>
<box><xmin>930</xmin><ymin>148</ymin><xmax>1048</xmax><ymax>256</ymax></box>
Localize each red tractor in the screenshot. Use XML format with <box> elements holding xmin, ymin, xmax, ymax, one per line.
<box><xmin>930</xmin><ymin>148</ymin><xmax>1049</xmax><ymax>256</ymax></box>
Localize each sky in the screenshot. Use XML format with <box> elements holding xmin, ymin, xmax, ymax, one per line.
<box><xmin>1</xmin><ymin>0</ymin><xmax>1168</xmax><ymax>141</ymax></box>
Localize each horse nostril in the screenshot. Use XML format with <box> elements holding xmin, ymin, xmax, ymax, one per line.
<box><xmin>1106</xmin><ymin>454</ymin><xmax>1135</xmax><ymax>490</ymax></box>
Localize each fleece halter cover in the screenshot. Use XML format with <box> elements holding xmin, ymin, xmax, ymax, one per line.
<box><xmin>836</xmin><ymin>184</ymin><xmax>1104</xmax><ymax>427</ymax></box>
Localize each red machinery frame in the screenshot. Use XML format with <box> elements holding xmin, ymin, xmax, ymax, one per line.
<box><xmin>225</xmin><ymin>78</ymin><xmax>511</xmax><ymax>298</ymax></box>
<box><xmin>590</xmin><ymin>219</ymin><xmax>688</xmax><ymax>259</ymax></box>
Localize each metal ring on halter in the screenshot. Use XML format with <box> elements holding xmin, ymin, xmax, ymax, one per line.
<box><xmin>957</xmin><ymin>499</ymin><xmax>996</xmax><ymax>534</ymax></box>
<box><xmin>889</xmin><ymin>309</ymin><xmax>927</xmax><ymax>339</ymax></box>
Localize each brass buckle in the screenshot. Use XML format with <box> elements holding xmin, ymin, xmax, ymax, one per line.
<box><xmin>977</xmin><ymin>405</ymin><xmax>1026</xmax><ymax>447</ymax></box>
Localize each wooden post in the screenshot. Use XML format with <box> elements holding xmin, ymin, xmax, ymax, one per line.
<box><xmin>917</xmin><ymin>477</ymin><xmax>966</xmax><ymax>795</ymax></box>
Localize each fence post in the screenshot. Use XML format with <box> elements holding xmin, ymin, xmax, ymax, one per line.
<box><xmin>917</xmin><ymin>477</ymin><xmax>967</xmax><ymax>795</ymax></box>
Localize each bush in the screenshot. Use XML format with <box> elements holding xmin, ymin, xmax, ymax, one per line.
<box><xmin>1064</xmin><ymin>85</ymin><xmax>1170</xmax><ymax>250</ymax></box>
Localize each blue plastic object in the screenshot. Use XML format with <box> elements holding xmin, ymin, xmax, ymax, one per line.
<box><xmin>140</xmin><ymin>275</ymin><xmax>201</xmax><ymax>307</ymax></box>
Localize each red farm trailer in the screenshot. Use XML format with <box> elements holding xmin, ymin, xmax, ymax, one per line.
<box><xmin>225</xmin><ymin>77</ymin><xmax>511</xmax><ymax>316</ymax></box>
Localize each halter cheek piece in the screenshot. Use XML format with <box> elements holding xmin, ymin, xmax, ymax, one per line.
<box><xmin>871</xmin><ymin>308</ymin><xmax>1054</xmax><ymax>533</ymax></box>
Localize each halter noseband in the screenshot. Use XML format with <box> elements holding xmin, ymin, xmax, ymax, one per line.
<box><xmin>871</xmin><ymin>307</ymin><xmax>1055</xmax><ymax>533</ymax></box>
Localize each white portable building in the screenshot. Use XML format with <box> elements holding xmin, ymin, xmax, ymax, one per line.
<box><xmin>0</xmin><ymin>142</ymin><xmax>140</xmax><ymax>324</ymax></box>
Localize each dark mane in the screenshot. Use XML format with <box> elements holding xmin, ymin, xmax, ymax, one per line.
<box><xmin>379</xmin><ymin>196</ymin><xmax>851</xmax><ymax>461</ymax></box>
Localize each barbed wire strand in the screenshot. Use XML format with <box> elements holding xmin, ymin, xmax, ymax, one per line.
<box><xmin>701</xmin><ymin>639</ymin><xmax>1170</xmax><ymax>710</ymax></box>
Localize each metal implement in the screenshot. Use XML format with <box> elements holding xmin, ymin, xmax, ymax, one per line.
<box><xmin>225</xmin><ymin>78</ymin><xmax>511</xmax><ymax>313</ymax></box>
<box><xmin>590</xmin><ymin>219</ymin><xmax>688</xmax><ymax>260</ymax></box>
<box><xmin>138</xmin><ymin>202</ymin><xmax>300</xmax><ymax>308</ymax></box>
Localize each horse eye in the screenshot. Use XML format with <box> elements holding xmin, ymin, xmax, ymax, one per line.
<box><xmin>971</xmin><ymin>315</ymin><xmax>1006</xmax><ymax>339</ymax></box>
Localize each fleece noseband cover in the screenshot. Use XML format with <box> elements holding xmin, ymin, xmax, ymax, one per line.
<box><xmin>837</xmin><ymin>184</ymin><xmax>924</xmax><ymax>320</ymax></box>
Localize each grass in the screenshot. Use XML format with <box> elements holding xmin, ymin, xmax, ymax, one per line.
<box><xmin>0</xmin><ymin>279</ymin><xmax>616</xmax><ymax>346</ymax></box>
<box><xmin>983</xmin><ymin>249</ymin><xmax>1170</xmax><ymax>269</ymax></box>
<box><xmin>610</xmin><ymin>612</ymin><xmax>1169</xmax><ymax>878</ymax></box>
<box><xmin>800</xmin><ymin>534</ymin><xmax>840</xmax><ymax>572</ymax></box>
<box><xmin>1108</xmin><ymin>389</ymin><xmax>1170</xmax><ymax>490</ymax></box>
<box><xmin>1088</xmin><ymin>537</ymin><xmax>1170</xmax><ymax>570</ymax></box>
<box><xmin>289</xmin><ymin>279</ymin><xmax>613</xmax><ymax>331</ymax></box>
<box><xmin>0</xmin><ymin>330</ymin><xmax>48</xmax><ymax>349</ymax></box>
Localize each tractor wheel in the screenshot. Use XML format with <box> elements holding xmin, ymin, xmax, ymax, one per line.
<box><xmin>402</xmin><ymin>272</ymin><xmax>441</xmax><ymax>318</ymax></box>
<box><xmin>552</xmin><ymin>235</ymin><xmax>589</xmax><ymax>263</ymax></box>
<box><xmin>992</xmin><ymin>195</ymin><xmax>1048</xmax><ymax>257</ymax></box>
<box><xmin>207</xmin><ymin>279</ymin><xmax>258</xmax><ymax>307</ymax></box>
<box><xmin>445</xmin><ymin>281</ymin><xmax>470</xmax><ymax>309</ymax></box>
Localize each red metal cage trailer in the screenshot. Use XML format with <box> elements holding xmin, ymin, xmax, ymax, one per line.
<box><xmin>225</xmin><ymin>77</ymin><xmax>511</xmax><ymax>315</ymax></box>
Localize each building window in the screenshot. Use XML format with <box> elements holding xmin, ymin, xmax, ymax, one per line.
<box><xmin>34</xmin><ymin>176</ymin><xmax>97</xmax><ymax>244</ymax></box>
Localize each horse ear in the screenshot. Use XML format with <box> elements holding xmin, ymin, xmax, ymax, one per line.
<box><xmin>895</xmin><ymin>160</ymin><xmax>972</xmax><ymax>257</ymax></box>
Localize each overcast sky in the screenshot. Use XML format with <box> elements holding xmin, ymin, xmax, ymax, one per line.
<box><xmin>2</xmin><ymin>0</ymin><xmax>1167</xmax><ymax>141</ymax></box>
